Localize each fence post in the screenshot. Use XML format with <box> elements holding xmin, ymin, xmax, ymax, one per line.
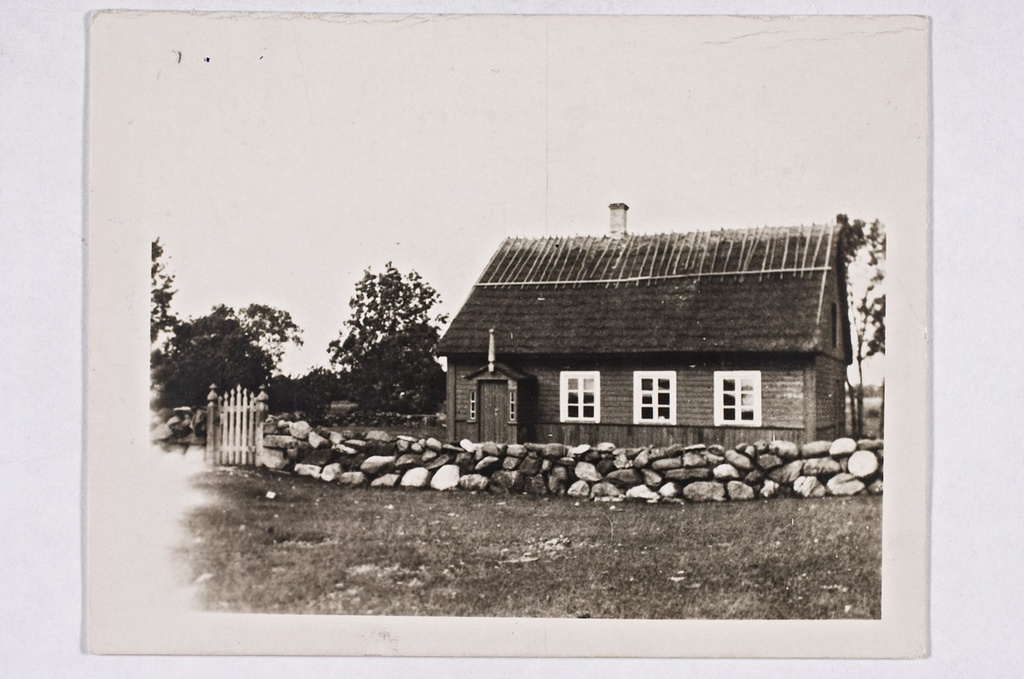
<box><xmin>254</xmin><ymin>384</ymin><xmax>269</xmax><ymax>464</ymax></box>
<box><xmin>206</xmin><ymin>383</ymin><xmax>219</xmax><ymax>463</ymax></box>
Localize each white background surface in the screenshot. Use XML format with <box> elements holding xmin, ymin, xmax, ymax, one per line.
<box><xmin>2</xmin><ymin>0</ymin><xmax>1022</xmax><ymax>675</ymax></box>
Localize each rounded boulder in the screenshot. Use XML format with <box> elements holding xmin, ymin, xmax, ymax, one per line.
<box><xmin>429</xmin><ymin>464</ymin><xmax>461</xmax><ymax>491</ymax></box>
<box><xmin>400</xmin><ymin>467</ymin><xmax>431</xmax><ymax>488</ymax></box>
<box><xmin>726</xmin><ymin>481</ymin><xmax>756</xmax><ymax>501</ymax></box>
<box><xmin>826</xmin><ymin>473</ymin><xmax>866</xmax><ymax>496</ymax></box>
<box><xmin>793</xmin><ymin>475</ymin><xmax>826</xmax><ymax>498</ymax></box>
<box><xmin>574</xmin><ymin>461</ymin><xmax>603</xmax><ymax>483</ymax></box>
<box><xmin>768</xmin><ymin>440</ymin><xmax>800</xmax><ymax>460</ymax></box>
<box><xmin>288</xmin><ymin>420</ymin><xmax>312</xmax><ymax>440</ymax></box>
<box><xmin>724</xmin><ymin>449</ymin><xmax>754</xmax><ymax>472</ymax></box>
<box><xmin>848</xmin><ymin>450</ymin><xmax>880</xmax><ymax>479</ymax></box>
<box><xmin>683</xmin><ymin>481</ymin><xmax>726</xmax><ymax>502</ymax></box>
<box><xmin>829</xmin><ymin>437</ymin><xmax>858</xmax><ymax>457</ymax></box>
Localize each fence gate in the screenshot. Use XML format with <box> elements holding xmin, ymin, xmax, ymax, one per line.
<box><xmin>206</xmin><ymin>383</ymin><xmax>267</xmax><ymax>465</ymax></box>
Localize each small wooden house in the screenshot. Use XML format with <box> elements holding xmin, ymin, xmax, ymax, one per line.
<box><xmin>435</xmin><ymin>204</ymin><xmax>851</xmax><ymax>447</ymax></box>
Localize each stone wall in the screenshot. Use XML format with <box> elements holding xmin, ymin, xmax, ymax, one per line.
<box><xmin>150</xmin><ymin>406</ymin><xmax>206</xmax><ymax>447</ymax></box>
<box><xmin>256</xmin><ymin>415</ymin><xmax>883</xmax><ymax>502</ymax></box>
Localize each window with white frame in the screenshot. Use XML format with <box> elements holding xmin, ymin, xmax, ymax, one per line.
<box><xmin>633</xmin><ymin>371</ymin><xmax>676</xmax><ymax>424</ymax></box>
<box><xmin>713</xmin><ymin>370</ymin><xmax>762</xmax><ymax>426</ymax></box>
<box><xmin>560</xmin><ymin>371</ymin><xmax>600</xmax><ymax>422</ymax></box>
<box><xmin>508</xmin><ymin>389</ymin><xmax>517</xmax><ymax>423</ymax></box>
<box><xmin>468</xmin><ymin>391</ymin><xmax>477</xmax><ymax>421</ymax></box>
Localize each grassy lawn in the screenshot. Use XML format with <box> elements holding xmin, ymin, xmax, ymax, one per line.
<box><xmin>184</xmin><ymin>467</ymin><xmax>881</xmax><ymax>619</ymax></box>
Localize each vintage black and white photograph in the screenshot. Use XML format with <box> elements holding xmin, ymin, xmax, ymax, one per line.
<box><xmin>86</xmin><ymin>12</ymin><xmax>929</xmax><ymax>656</ymax></box>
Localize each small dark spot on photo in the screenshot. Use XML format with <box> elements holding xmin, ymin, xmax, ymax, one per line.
<box><xmin>205</xmin><ymin>57</ymin><xmax>211</xmax><ymax>63</ymax></box>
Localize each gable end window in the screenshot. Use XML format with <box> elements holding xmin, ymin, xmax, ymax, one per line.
<box><xmin>633</xmin><ymin>371</ymin><xmax>676</xmax><ymax>424</ymax></box>
<box><xmin>713</xmin><ymin>370</ymin><xmax>762</xmax><ymax>427</ymax></box>
<box><xmin>560</xmin><ymin>371</ymin><xmax>600</xmax><ymax>423</ymax></box>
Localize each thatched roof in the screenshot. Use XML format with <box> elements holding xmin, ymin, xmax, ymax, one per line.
<box><xmin>437</xmin><ymin>224</ymin><xmax>843</xmax><ymax>357</ymax></box>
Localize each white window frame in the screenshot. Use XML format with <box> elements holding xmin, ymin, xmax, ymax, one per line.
<box><xmin>468</xmin><ymin>390</ymin><xmax>477</xmax><ymax>421</ymax></box>
<box><xmin>713</xmin><ymin>370</ymin><xmax>762</xmax><ymax>427</ymax></box>
<box><xmin>559</xmin><ymin>371</ymin><xmax>601</xmax><ymax>423</ymax></box>
<box><xmin>633</xmin><ymin>370</ymin><xmax>677</xmax><ymax>425</ymax></box>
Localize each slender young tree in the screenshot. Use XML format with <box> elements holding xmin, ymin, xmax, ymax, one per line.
<box><xmin>837</xmin><ymin>214</ymin><xmax>886</xmax><ymax>438</ymax></box>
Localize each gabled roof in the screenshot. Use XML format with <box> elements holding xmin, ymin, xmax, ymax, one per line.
<box><xmin>436</xmin><ymin>224</ymin><xmax>843</xmax><ymax>356</ymax></box>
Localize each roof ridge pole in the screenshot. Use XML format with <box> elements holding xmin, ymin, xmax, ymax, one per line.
<box><xmin>700</xmin><ymin>230</ymin><xmax>709</xmax><ymax>276</ymax></box>
<box><xmin>710</xmin><ymin>229</ymin><xmax>723</xmax><ymax>274</ymax></box>
<box><xmin>759</xmin><ymin>225</ymin><xmax>771</xmax><ymax>281</ymax></box>
<box><xmin>516</xmin><ymin>235</ymin><xmax>546</xmax><ymax>282</ymax></box>
<box><xmin>571</xmin><ymin>236</ymin><xmax>596</xmax><ymax>288</ymax></box>
<box><xmin>594</xmin><ymin>237</ymin><xmax>615</xmax><ymax>286</ymax></box>
<box><xmin>741</xmin><ymin>225</ymin><xmax>760</xmax><ymax>277</ymax></box>
<box><xmin>753</xmin><ymin>225</ymin><xmax>766</xmax><ymax>271</ymax></box>
<box><xmin>656</xmin><ymin>233</ymin><xmax>667</xmax><ymax>282</ymax></box>
<box><xmin>723</xmin><ymin>229</ymin><xmax>736</xmax><ymax>278</ymax></box>
<box><xmin>552</xmin><ymin>235</ymin><xmax>580</xmax><ymax>289</ymax></box>
<box><xmin>521</xmin><ymin>236</ymin><xmax>553</xmax><ymax>285</ymax></box>
<box><xmin>690</xmin><ymin>229</ymin><xmax>702</xmax><ymax>271</ymax></box>
<box><xmin>637</xmin><ymin>236</ymin><xmax>655</xmax><ymax>287</ymax></box>
<box><xmin>612</xmin><ymin>235</ymin><xmax>635</xmax><ymax>289</ymax></box>
<box><xmin>547</xmin><ymin>235</ymin><xmax>568</xmax><ymax>283</ymax></box>
<box><xmin>553</xmin><ymin>236</ymin><xmax>574</xmax><ymax>285</ymax></box>
<box><xmin>547</xmin><ymin>236</ymin><xmax>568</xmax><ymax>288</ymax></box>
<box><xmin>535</xmin><ymin>236</ymin><xmax>555</xmax><ymax>283</ymax></box>
<box><xmin>815</xmin><ymin>224</ymin><xmax>836</xmax><ymax>324</ymax></box>
<box><xmin>651</xmin><ymin>234</ymin><xmax>667</xmax><ymax>284</ymax></box>
<box><xmin>477</xmin><ymin>238</ymin><xmax>505</xmax><ymax>286</ymax></box>
<box><xmin>734</xmin><ymin>228</ymin><xmax>749</xmax><ymax>281</ymax></box>
<box><xmin>799</xmin><ymin>224</ymin><xmax>811</xmax><ymax>278</ymax></box>
<box><xmin>780</xmin><ymin>228</ymin><xmax>790</xmax><ymax>279</ymax></box>
<box><xmin>669</xmin><ymin>231</ymin><xmax>683</xmax><ymax>276</ymax></box>
<box><xmin>557</xmin><ymin>235</ymin><xmax>581</xmax><ymax>288</ymax></box>
<box><xmin>502</xmin><ymin>237</ymin><xmax>532</xmax><ymax>286</ymax></box>
<box><xmin>472</xmin><ymin>237</ymin><xmax>512</xmax><ymax>289</ymax></box>
<box><xmin>810</xmin><ymin>223</ymin><xmax>825</xmax><ymax>276</ymax></box>
<box><xmin>492</xmin><ymin>237</ymin><xmax>521</xmax><ymax>286</ymax></box>
<box><xmin>696</xmin><ymin>230</ymin><xmax>704</xmax><ymax>275</ymax></box>
<box><xmin>681</xmin><ymin>230</ymin><xmax>694</xmax><ymax>271</ymax></box>
<box><xmin>662</xmin><ymin>233</ymin><xmax>675</xmax><ymax>280</ymax></box>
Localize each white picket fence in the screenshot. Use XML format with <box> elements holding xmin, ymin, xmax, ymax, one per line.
<box><xmin>206</xmin><ymin>384</ymin><xmax>267</xmax><ymax>465</ymax></box>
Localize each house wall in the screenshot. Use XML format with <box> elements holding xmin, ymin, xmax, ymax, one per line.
<box><xmin>816</xmin><ymin>264</ymin><xmax>851</xmax><ymax>362</ymax></box>
<box><xmin>815</xmin><ymin>354</ymin><xmax>847</xmax><ymax>440</ymax></box>
<box><xmin>448</xmin><ymin>354</ymin><xmax>818</xmax><ymax>447</ymax></box>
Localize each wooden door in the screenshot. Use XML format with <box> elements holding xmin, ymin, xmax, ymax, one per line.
<box><xmin>479</xmin><ymin>381</ymin><xmax>512</xmax><ymax>443</ymax></box>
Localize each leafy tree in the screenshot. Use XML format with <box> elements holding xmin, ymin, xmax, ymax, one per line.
<box><xmin>328</xmin><ymin>263</ymin><xmax>448</xmax><ymax>414</ymax></box>
<box><xmin>837</xmin><ymin>214</ymin><xmax>886</xmax><ymax>438</ymax></box>
<box><xmin>236</xmin><ymin>303</ymin><xmax>304</xmax><ymax>366</ymax></box>
<box><xmin>151</xmin><ymin>239</ymin><xmax>178</xmax><ymax>344</ymax></box>
<box><xmin>152</xmin><ymin>304</ymin><xmax>303</xmax><ymax>408</ymax></box>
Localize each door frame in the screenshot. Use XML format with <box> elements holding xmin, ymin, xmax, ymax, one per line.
<box><xmin>474</xmin><ymin>377</ymin><xmax>519</xmax><ymax>444</ymax></box>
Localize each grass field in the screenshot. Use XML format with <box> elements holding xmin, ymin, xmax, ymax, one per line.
<box><xmin>846</xmin><ymin>395</ymin><xmax>884</xmax><ymax>439</ymax></box>
<box><xmin>184</xmin><ymin>467</ymin><xmax>881</xmax><ymax>619</ymax></box>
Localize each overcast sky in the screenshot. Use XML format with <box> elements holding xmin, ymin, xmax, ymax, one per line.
<box><xmin>94</xmin><ymin>13</ymin><xmax>926</xmax><ymax>383</ymax></box>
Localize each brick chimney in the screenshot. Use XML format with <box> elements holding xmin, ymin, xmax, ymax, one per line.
<box><xmin>609</xmin><ymin>203</ymin><xmax>629</xmax><ymax>238</ymax></box>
